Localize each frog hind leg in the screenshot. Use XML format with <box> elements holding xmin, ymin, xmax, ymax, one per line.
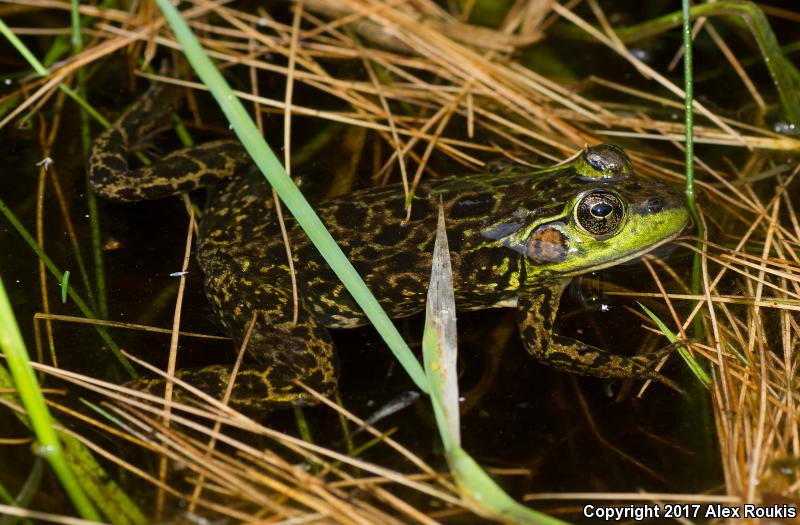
<box><xmin>229</xmin><ymin>304</ymin><xmax>338</xmax><ymax>411</ymax></box>
<box><xmin>126</xmin><ymin>241</ymin><xmax>338</xmax><ymax>411</ymax></box>
<box><xmin>128</xmin><ymin>296</ymin><xmax>338</xmax><ymax>412</ymax></box>
<box><xmin>205</xmin><ymin>253</ymin><xmax>338</xmax><ymax>410</ymax></box>
<box><xmin>516</xmin><ymin>282</ymin><xmax>674</xmax><ymax>384</ymax></box>
<box><xmin>88</xmin><ymin>82</ymin><xmax>251</xmax><ymax>203</ymax></box>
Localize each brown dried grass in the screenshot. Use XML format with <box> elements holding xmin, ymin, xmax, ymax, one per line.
<box><xmin>1</xmin><ymin>0</ymin><xmax>799</xmax><ymax>522</ymax></box>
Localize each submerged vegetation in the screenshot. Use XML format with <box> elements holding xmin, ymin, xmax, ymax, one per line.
<box><xmin>0</xmin><ymin>0</ymin><xmax>798</xmax><ymax>523</ymax></box>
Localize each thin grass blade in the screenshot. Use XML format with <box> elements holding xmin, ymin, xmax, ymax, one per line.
<box><xmin>422</xmin><ymin>204</ymin><xmax>567</xmax><ymax>525</ymax></box>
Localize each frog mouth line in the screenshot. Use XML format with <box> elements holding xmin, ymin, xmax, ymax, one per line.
<box><xmin>563</xmin><ymin>230</ymin><xmax>684</xmax><ymax>277</ymax></box>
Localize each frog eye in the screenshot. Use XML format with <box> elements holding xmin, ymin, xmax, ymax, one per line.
<box><xmin>575</xmin><ymin>191</ymin><xmax>625</xmax><ymax>237</ymax></box>
<box><xmin>576</xmin><ymin>144</ymin><xmax>633</xmax><ymax>181</ymax></box>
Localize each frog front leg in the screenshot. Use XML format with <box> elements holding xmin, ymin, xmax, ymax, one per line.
<box><xmin>88</xmin><ymin>82</ymin><xmax>252</xmax><ymax>203</ymax></box>
<box><xmin>516</xmin><ymin>282</ymin><xmax>671</xmax><ymax>383</ymax></box>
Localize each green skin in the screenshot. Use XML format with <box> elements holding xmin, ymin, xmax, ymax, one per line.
<box><xmin>89</xmin><ymin>84</ymin><xmax>690</xmax><ymax>410</ymax></box>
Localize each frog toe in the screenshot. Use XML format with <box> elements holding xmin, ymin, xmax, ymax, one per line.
<box><xmin>125</xmin><ymin>361</ymin><xmax>338</xmax><ymax>413</ymax></box>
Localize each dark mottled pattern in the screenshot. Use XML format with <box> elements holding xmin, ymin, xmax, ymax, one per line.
<box><xmin>517</xmin><ymin>284</ymin><xmax>663</xmax><ymax>379</ymax></box>
<box><xmin>88</xmin><ymin>84</ymin><xmax>250</xmax><ymax>203</ymax></box>
<box><xmin>90</xmin><ymin>84</ymin><xmax>690</xmax><ymax>408</ymax></box>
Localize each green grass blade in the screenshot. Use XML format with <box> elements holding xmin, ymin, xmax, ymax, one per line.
<box><xmin>70</xmin><ymin>0</ymin><xmax>109</xmax><ymax>320</ymax></box>
<box><xmin>0</xmin><ymin>276</ymin><xmax>100</xmax><ymax>521</ymax></box>
<box><xmin>638</xmin><ymin>302</ymin><xmax>711</xmax><ymax>387</ymax></box>
<box><xmin>0</xmin><ymin>21</ymin><xmax>47</xmax><ymax>76</ymax></box>
<box><xmin>681</xmin><ymin>0</ymin><xmax>705</xmax><ymax>341</ymax></box>
<box><xmin>0</xmin><ymin>198</ymin><xmax>136</xmax><ymax>378</ymax></box>
<box><xmin>61</xmin><ymin>435</ymin><xmax>147</xmax><ymax>525</ymax></box>
<box><xmin>60</xmin><ymin>271</ymin><xmax>70</xmax><ymax>304</ymax></box>
<box><xmin>154</xmin><ymin>0</ymin><xmax>427</xmax><ymax>392</ymax></box>
<box><xmin>423</xmin><ymin>205</ymin><xmax>567</xmax><ymax>525</ymax></box>
<box><xmin>448</xmin><ymin>446</ymin><xmax>567</xmax><ymax>525</ymax></box>
<box><xmin>0</xmin><ymin>17</ymin><xmax>109</xmax><ymax>128</ymax></box>
<box><xmin>0</xmin><ymin>366</ymin><xmax>146</xmax><ymax>524</ymax></box>
<box><xmin>0</xmin><ymin>458</ymin><xmax>39</xmax><ymax>525</ymax></box>
<box><xmin>557</xmin><ymin>1</ymin><xmax>800</xmax><ymax>127</ymax></box>
<box><xmin>422</xmin><ymin>206</ymin><xmax>460</xmax><ymax>452</ymax></box>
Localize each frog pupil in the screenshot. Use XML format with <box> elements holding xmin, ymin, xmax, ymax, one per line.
<box><xmin>590</xmin><ymin>202</ymin><xmax>613</xmax><ymax>218</ymax></box>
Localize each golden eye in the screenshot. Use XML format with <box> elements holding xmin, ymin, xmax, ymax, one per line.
<box><xmin>575</xmin><ymin>192</ymin><xmax>625</xmax><ymax>236</ymax></box>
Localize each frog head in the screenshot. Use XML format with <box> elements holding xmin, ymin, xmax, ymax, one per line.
<box><xmin>481</xmin><ymin>145</ymin><xmax>690</xmax><ymax>281</ymax></box>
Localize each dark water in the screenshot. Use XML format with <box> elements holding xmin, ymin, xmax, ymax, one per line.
<box><xmin>1</xmin><ymin>1</ymin><xmax>771</xmax><ymax>520</ymax></box>
<box><xmin>0</xmin><ymin>117</ymin><xmax>720</xmax><ymax>523</ymax></box>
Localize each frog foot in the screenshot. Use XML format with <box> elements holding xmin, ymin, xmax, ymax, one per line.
<box><xmin>629</xmin><ymin>339</ymin><xmax>699</xmax><ymax>395</ymax></box>
<box><xmin>125</xmin><ymin>362</ymin><xmax>338</xmax><ymax>413</ymax></box>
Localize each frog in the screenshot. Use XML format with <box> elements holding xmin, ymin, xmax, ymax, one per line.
<box><xmin>88</xmin><ymin>82</ymin><xmax>690</xmax><ymax>410</ymax></box>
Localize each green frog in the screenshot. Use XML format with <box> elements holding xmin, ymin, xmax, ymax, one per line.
<box><xmin>89</xmin><ymin>83</ymin><xmax>690</xmax><ymax>410</ymax></box>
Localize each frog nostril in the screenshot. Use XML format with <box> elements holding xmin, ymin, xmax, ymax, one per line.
<box><xmin>646</xmin><ymin>197</ymin><xmax>663</xmax><ymax>213</ymax></box>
